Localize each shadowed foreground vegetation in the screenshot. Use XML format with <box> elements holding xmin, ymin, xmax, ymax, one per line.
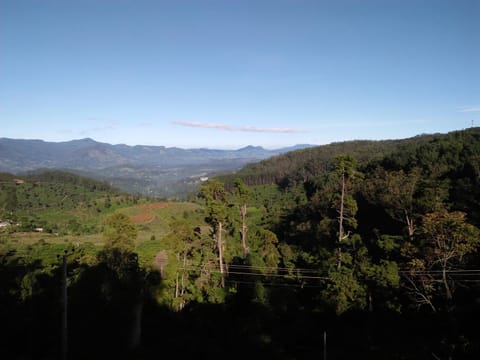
<box><xmin>1</xmin><ymin>248</ymin><xmax>479</xmax><ymax>359</ymax></box>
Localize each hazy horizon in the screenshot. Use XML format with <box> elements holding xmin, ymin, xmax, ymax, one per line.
<box><xmin>4</xmin><ymin>125</ymin><xmax>474</xmax><ymax>152</ymax></box>
<box><xmin>0</xmin><ymin>135</ymin><xmax>316</xmax><ymax>151</ymax></box>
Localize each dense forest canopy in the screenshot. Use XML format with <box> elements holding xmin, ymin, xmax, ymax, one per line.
<box><xmin>1</xmin><ymin>128</ymin><xmax>479</xmax><ymax>359</ymax></box>
<box><xmin>218</xmin><ymin>129</ymin><xmax>477</xmax><ymax>188</ymax></box>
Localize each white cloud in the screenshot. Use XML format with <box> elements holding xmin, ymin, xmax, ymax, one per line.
<box><xmin>457</xmin><ymin>106</ymin><xmax>480</xmax><ymax>113</ymax></box>
<box><xmin>172</xmin><ymin>121</ymin><xmax>304</xmax><ymax>133</ymax></box>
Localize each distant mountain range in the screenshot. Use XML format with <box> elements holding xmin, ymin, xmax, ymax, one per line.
<box><xmin>0</xmin><ymin>138</ymin><xmax>314</xmax><ymax>198</ymax></box>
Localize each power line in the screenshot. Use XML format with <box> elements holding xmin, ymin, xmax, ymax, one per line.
<box><xmin>225</xmin><ymin>279</ymin><xmax>324</xmax><ymax>288</ymax></box>
<box><xmin>5</xmin><ymin>252</ymin><xmax>480</xmax><ymax>278</ymax></box>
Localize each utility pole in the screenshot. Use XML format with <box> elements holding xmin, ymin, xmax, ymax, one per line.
<box><xmin>61</xmin><ymin>254</ymin><xmax>68</xmax><ymax>360</ymax></box>
<box><xmin>323</xmin><ymin>331</ymin><xmax>327</xmax><ymax>360</ymax></box>
<box><xmin>58</xmin><ymin>247</ymin><xmax>75</xmax><ymax>360</ymax></box>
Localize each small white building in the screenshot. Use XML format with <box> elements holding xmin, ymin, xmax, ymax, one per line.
<box><xmin>0</xmin><ymin>220</ymin><xmax>11</xmax><ymax>228</ymax></box>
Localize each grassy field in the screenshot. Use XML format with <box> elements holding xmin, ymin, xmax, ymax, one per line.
<box><xmin>2</xmin><ymin>200</ymin><xmax>207</xmax><ymax>268</ymax></box>
<box><xmin>122</xmin><ymin>201</ymin><xmax>205</xmax><ymax>267</ymax></box>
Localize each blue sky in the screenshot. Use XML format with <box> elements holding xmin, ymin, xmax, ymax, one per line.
<box><xmin>1</xmin><ymin>0</ymin><xmax>478</xmax><ymax>149</ymax></box>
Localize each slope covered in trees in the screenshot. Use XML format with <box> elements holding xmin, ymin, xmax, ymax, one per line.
<box><xmin>219</xmin><ymin>131</ymin><xmax>448</xmax><ymax>187</ymax></box>
<box><xmin>1</xmin><ymin>128</ymin><xmax>479</xmax><ymax>359</ymax></box>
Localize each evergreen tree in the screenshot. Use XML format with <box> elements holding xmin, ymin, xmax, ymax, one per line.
<box><xmin>199</xmin><ymin>179</ymin><xmax>228</xmax><ymax>288</ymax></box>
<box><xmin>233</xmin><ymin>178</ymin><xmax>251</xmax><ymax>258</ymax></box>
<box><xmin>332</xmin><ymin>155</ymin><xmax>361</xmax><ymax>268</ymax></box>
<box><xmin>363</xmin><ymin>168</ymin><xmax>420</xmax><ymax>239</ymax></box>
<box><xmin>404</xmin><ymin>210</ymin><xmax>480</xmax><ymax>310</ymax></box>
<box><xmin>103</xmin><ymin>212</ymin><xmax>137</xmax><ymax>252</ymax></box>
<box><xmin>99</xmin><ymin>212</ymin><xmax>144</xmax><ymax>350</ymax></box>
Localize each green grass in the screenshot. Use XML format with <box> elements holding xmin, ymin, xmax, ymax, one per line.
<box><xmin>135</xmin><ymin>239</ymin><xmax>164</xmax><ymax>268</ymax></box>
<box><xmin>1</xmin><ymin>171</ymin><xmax>214</xmax><ymax>269</ymax></box>
<box><xmin>2</xmin><ymin>199</ymin><xmax>208</xmax><ymax>269</ymax></box>
<box><xmin>128</xmin><ymin>201</ymin><xmax>205</xmax><ymax>266</ymax></box>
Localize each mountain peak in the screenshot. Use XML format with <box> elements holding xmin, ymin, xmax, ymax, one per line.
<box><xmin>237</xmin><ymin>145</ymin><xmax>265</xmax><ymax>151</ymax></box>
<box><xmin>69</xmin><ymin>138</ymin><xmax>97</xmax><ymax>144</ymax></box>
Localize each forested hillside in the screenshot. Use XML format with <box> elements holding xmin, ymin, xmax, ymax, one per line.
<box><xmin>218</xmin><ymin>132</ymin><xmax>445</xmax><ymax>187</ymax></box>
<box><xmin>1</xmin><ymin>128</ymin><xmax>479</xmax><ymax>359</ymax></box>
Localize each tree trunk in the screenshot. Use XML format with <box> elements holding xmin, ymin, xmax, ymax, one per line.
<box><xmin>128</xmin><ymin>300</ymin><xmax>143</xmax><ymax>351</ymax></box>
<box><xmin>175</xmin><ymin>273</ymin><xmax>179</xmax><ymax>298</ymax></box>
<box><xmin>181</xmin><ymin>251</ymin><xmax>187</xmax><ymax>296</ymax></box>
<box><xmin>217</xmin><ymin>221</ymin><xmax>225</xmax><ymax>288</ymax></box>
<box><xmin>61</xmin><ymin>255</ymin><xmax>68</xmax><ymax>360</ymax></box>
<box><xmin>337</xmin><ymin>171</ymin><xmax>345</xmax><ymax>269</ymax></box>
<box><xmin>405</xmin><ymin>211</ymin><xmax>415</xmax><ymax>240</ymax></box>
<box><xmin>442</xmin><ymin>266</ymin><xmax>453</xmax><ymax>301</ymax></box>
<box><xmin>240</xmin><ymin>204</ymin><xmax>248</xmax><ymax>258</ymax></box>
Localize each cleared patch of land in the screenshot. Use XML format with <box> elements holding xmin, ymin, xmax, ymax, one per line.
<box><xmin>1</xmin><ymin>200</ymin><xmax>206</xmax><ymax>268</ymax></box>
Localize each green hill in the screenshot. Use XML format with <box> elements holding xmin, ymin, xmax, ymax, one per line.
<box><xmin>0</xmin><ymin>170</ymin><xmax>137</xmax><ymax>235</ymax></box>
<box><xmin>219</xmin><ymin>129</ymin><xmax>475</xmax><ymax>187</ymax></box>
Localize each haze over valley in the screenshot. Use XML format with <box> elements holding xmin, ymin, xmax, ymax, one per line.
<box><xmin>0</xmin><ymin>137</ymin><xmax>313</xmax><ymax>197</ymax></box>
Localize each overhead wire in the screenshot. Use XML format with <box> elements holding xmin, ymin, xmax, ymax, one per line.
<box><xmin>177</xmin><ymin>262</ymin><xmax>480</xmax><ymax>285</ymax></box>
<box><xmin>6</xmin><ymin>253</ymin><xmax>480</xmax><ymax>276</ymax></box>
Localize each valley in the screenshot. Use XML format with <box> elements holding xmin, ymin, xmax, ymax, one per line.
<box><xmin>0</xmin><ymin>138</ymin><xmax>313</xmax><ymax>198</ymax></box>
